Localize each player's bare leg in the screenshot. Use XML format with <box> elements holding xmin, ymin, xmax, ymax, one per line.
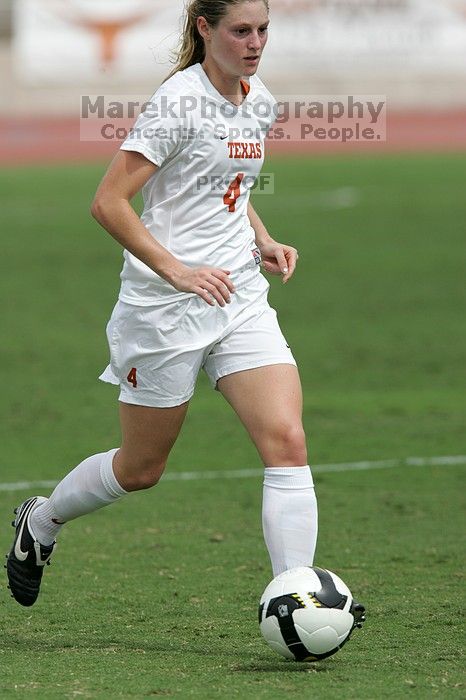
<box><xmin>6</xmin><ymin>400</ymin><xmax>189</xmax><ymax>606</ymax></box>
<box><xmin>217</xmin><ymin>364</ymin><xmax>307</xmax><ymax>466</ymax></box>
<box><xmin>114</xmin><ymin>401</ymin><xmax>190</xmax><ymax>491</ymax></box>
<box><xmin>218</xmin><ymin>364</ymin><xmax>317</xmax><ymax>575</ymax></box>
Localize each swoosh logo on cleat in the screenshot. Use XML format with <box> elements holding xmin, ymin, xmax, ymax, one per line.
<box><xmin>33</xmin><ymin>541</ymin><xmax>52</xmax><ymax>567</ymax></box>
<box><xmin>13</xmin><ymin>499</ymin><xmax>37</xmax><ymax>562</ymax></box>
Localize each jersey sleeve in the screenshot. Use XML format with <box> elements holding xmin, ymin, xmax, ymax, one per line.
<box><xmin>120</xmin><ymin>85</ymin><xmax>189</xmax><ymax>168</ymax></box>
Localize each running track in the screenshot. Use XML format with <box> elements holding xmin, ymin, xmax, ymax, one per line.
<box><xmin>1</xmin><ymin>110</ymin><xmax>465</xmax><ymax>165</ymax></box>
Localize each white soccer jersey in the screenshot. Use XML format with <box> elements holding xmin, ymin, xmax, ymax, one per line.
<box><xmin>119</xmin><ymin>62</ymin><xmax>277</xmax><ymax>305</ymax></box>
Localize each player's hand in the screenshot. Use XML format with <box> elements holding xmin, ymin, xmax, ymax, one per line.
<box><xmin>170</xmin><ymin>266</ymin><xmax>236</xmax><ymax>306</ymax></box>
<box><xmin>258</xmin><ymin>241</ymin><xmax>299</xmax><ymax>284</ymax></box>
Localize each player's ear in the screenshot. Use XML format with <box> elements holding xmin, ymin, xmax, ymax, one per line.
<box><xmin>197</xmin><ymin>16</ymin><xmax>211</xmax><ymax>42</ymax></box>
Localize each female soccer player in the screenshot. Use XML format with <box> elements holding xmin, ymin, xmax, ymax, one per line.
<box><xmin>7</xmin><ymin>0</ymin><xmax>318</xmax><ymax>607</ymax></box>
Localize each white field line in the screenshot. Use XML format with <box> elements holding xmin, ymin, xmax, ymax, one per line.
<box><xmin>0</xmin><ymin>455</ymin><xmax>464</xmax><ymax>493</ymax></box>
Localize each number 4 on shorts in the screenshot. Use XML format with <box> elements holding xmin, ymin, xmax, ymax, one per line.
<box><xmin>127</xmin><ymin>367</ymin><xmax>138</xmax><ymax>388</ymax></box>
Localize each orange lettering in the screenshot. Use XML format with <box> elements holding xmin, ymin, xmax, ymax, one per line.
<box><xmin>127</xmin><ymin>368</ymin><xmax>138</xmax><ymax>388</ymax></box>
<box><xmin>223</xmin><ymin>173</ymin><xmax>244</xmax><ymax>213</ymax></box>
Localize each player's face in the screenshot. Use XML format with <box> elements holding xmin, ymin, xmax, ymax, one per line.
<box><xmin>210</xmin><ymin>1</ymin><xmax>269</xmax><ymax>78</ymax></box>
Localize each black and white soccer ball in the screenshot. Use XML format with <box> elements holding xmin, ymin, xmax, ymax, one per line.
<box><xmin>259</xmin><ymin>566</ymin><xmax>365</xmax><ymax>662</ymax></box>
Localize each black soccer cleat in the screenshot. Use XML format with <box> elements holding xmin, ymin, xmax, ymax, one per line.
<box><xmin>350</xmin><ymin>600</ymin><xmax>366</xmax><ymax>629</ymax></box>
<box><xmin>5</xmin><ymin>496</ymin><xmax>55</xmax><ymax>607</ymax></box>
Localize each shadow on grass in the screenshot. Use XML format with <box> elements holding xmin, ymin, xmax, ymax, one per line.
<box><xmin>231</xmin><ymin>659</ymin><xmax>333</xmax><ymax>674</ymax></box>
<box><xmin>0</xmin><ymin>630</ymin><xmax>335</xmax><ymax>675</ymax></box>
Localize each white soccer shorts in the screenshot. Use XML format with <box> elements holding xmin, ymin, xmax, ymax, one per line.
<box><xmin>99</xmin><ymin>269</ymin><xmax>297</xmax><ymax>408</ymax></box>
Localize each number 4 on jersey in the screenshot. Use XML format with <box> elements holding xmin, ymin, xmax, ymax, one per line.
<box><xmin>223</xmin><ymin>173</ymin><xmax>244</xmax><ymax>213</ymax></box>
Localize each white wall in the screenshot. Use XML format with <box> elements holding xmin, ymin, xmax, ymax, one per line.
<box><xmin>9</xmin><ymin>0</ymin><xmax>466</xmax><ymax>110</ymax></box>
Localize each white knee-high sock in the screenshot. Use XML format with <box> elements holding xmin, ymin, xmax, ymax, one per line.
<box><xmin>30</xmin><ymin>449</ymin><xmax>127</xmax><ymax>545</ymax></box>
<box><xmin>262</xmin><ymin>465</ymin><xmax>318</xmax><ymax>577</ymax></box>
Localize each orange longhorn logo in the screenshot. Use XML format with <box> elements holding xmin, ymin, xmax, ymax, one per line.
<box><xmin>42</xmin><ymin>0</ymin><xmax>157</xmax><ymax>69</ymax></box>
<box><xmin>75</xmin><ymin>13</ymin><xmax>153</xmax><ymax>68</ymax></box>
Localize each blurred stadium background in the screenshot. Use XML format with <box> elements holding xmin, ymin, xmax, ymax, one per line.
<box><xmin>1</xmin><ymin>0</ymin><xmax>466</xmax><ymax>161</ymax></box>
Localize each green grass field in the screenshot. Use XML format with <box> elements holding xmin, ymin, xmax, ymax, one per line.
<box><xmin>0</xmin><ymin>154</ymin><xmax>465</xmax><ymax>698</ymax></box>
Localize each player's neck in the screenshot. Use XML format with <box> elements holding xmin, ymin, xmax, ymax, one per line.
<box><xmin>201</xmin><ymin>60</ymin><xmax>246</xmax><ymax>106</ymax></box>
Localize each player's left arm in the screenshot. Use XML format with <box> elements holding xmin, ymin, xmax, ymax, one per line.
<box><xmin>247</xmin><ymin>201</ymin><xmax>299</xmax><ymax>284</ymax></box>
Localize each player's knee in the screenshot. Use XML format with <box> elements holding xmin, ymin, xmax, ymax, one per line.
<box><xmin>282</xmin><ymin>423</ymin><xmax>308</xmax><ymax>462</ymax></box>
<box><xmin>266</xmin><ymin>423</ymin><xmax>308</xmax><ymax>465</ymax></box>
<box><xmin>136</xmin><ymin>469</ymin><xmax>164</xmax><ymax>490</ymax></box>
<box><xmin>119</xmin><ymin>456</ymin><xmax>167</xmax><ymax>491</ymax></box>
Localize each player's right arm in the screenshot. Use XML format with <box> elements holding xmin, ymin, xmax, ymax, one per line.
<box><xmin>91</xmin><ymin>150</ymin><xmax>235</xmax><ymax>306</ymax></box>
